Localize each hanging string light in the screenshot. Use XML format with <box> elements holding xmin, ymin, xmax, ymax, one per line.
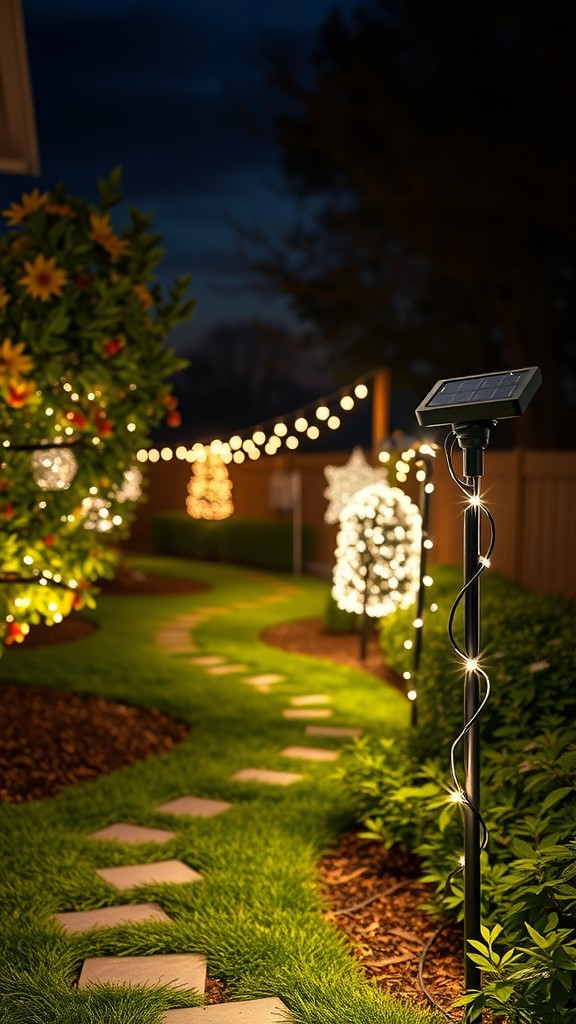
<box><xmin>136</xmin><ymin>370</ymin><xmax>375</xmax><ymax>465</ymax></box>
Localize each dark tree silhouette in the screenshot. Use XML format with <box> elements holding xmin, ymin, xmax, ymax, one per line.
<box><xmin>251</xmin><ymin>0</ymin><xmax>575</xmax><ymax>446</ymax></box>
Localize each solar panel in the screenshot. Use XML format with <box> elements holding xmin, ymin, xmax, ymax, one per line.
<box><xmin>415</xmin><ymin>367</ymin><xmax>542</xmax><ymax>427</ymax></box>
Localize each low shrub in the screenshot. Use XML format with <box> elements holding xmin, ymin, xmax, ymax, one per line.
<box><xmin>150</xmin><ymin>512</ymin><xmax>313</xmax><ymax>573</ymax></box>
<box><xmin>323</xmin><ymin>589</ymin><xmax>360</xmax><ymax>634</ymax></box>
<box><xmin>337</xmin><ymin>565</ymin><xmax>576</xmax><ymax>1022</ymax></box>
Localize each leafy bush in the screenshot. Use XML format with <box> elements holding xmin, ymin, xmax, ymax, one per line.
<box><xmin>151</xmin><ymin>512</ymin><xmax>313</xmax><ymax>572</ymax></box>
<box><xmin>337</xmin><ymin>565</ymin><xmax>576</xmax><ymax>1022</ymax></box>
<box><xmin>323</xmin><ymin>589</ymin><xmax>360</xmax><ymax>634</ymax></box>
<box><xmin>0</xmin><ymin>169</ymin><xmax>192</xmax><ymax>643</ymax></box>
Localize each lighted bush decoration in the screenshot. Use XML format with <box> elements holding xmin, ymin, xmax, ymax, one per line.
<box><xmin>0</xmin><ymin>169</ymin><xmax>193</xmax><ymax>645</ymax></box>
<box><xmin>332</xmin><ymin>481</ymin><xmax>421</xmax><ymax>618</ymax></box>
<box><xmin>186</xmin><ymin>446</ymin><xmax>234</xmax><ymax>521</ymax></box>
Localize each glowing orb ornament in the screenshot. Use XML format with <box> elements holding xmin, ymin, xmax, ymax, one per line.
<box><xmin>324</xmin><ymin>447</ymin><xmax>386</xmax><ymax>524</ymax></box>
<box><xmin>332</xmin><ymin>481</ymin><xmax>421</xmax><ymax>618</ymax></box>
<box><xmin>31</xmin><ymin>444</ymin><xmax>78</xmax><ymax>490</ymax></box>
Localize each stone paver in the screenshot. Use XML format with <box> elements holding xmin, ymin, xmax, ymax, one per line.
<box><xmin>282</xmin><ymin>708</ymin><xmax>333</xmax><ymax>719</ymax></box>
<box><xmin>280</xmin><ymin>746</ymin><xmax>339</xmax><ymax>762</ymax></box>
<box><xmin>156</xmin><ymin>796</ymin><xmax>232</xmax><ymax>818</ymax></box>
<box><xmin>243</xmin><ymin>674</ymin><xmax>285</xmax><ymax>686</ymax></box>
<box><xmin>78</xmin><ymin>952</ymin><xmax>206</xmax><ymax>992</ymax></box>
<box><xmin>305</xmin><ymin>725</ymin><xmax>362</xmax><ymax>738</ymax></box>
<box><xmin>96</xmin><ymin>860</ymin><xmax>202</xmax><ymax>891</ymax></box>
<box><xmin>54</xmin><ymin>902</ymin><xmax>171</xmax><ymax>934</ymax></box>
<box><xmin>189</xmin><ymin>656</ymin><xmax>226</xmax><ymax>666</ymax></box>
<box><xmin>231</xmin><ymin>768</ymin><xmax>304</xmax><ymax>786</ymax></box>
<box><xmin>288</xmin><ymin>694</ymin><xmax>331</xmax><ymax>706</ymax></box>
<box><xmin>89</xmin><ymin>823</ymin><xmax>176</xmax><ymax>844</ymax></box>
<box><xmin>206</xmin><ymin>664</ymin><xmax>248</xmax><ymax>675</ymax></box>
<box><xmin>162</xmin><ymin>996</ymin><xmax>289</xmax><ymax>1023</ymax></box>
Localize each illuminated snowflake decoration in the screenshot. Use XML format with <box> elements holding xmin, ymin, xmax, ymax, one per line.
<box><xmin>332</xmin><ymin>481</ymin><xmax>422</xmax><ymax>618</ymax></box>
<box><xmin>324</xmin><ymin>447</ymin><xmax>387</xmax><ymax>524</ymax></box>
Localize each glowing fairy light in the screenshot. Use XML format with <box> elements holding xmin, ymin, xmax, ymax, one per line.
<box><xmin>407</xmin><ymin>689</ymin><xmax>417</xmax><ymax>701</ymax></box>
<box><xmin>354</xmin><ymin>383</ymin><xmax>368</xmax><ymax>399</ymax></box>
<box><xmin>340</xmin><ymin>395</ymin><xmax>354</xmax><ymax>410</ymax></box>
<box><xmin>332</xmin><ymin>481</ymin><xmax>421</xmax><ymax>618</ymax></box>
<box><xmin>323</xmin><ymin>447</ymin><xmax>386</xmax><ymax>525</ymax></box>
<box><xmin>295</xmin><ymin>417</ymin><xmax>308</xmax><ymax>431</ymax></box>
<box><xmin>316</xmin><ymin>405</ymin><xmax>330</xmax><ymax>420</ymax></box>
<box><xmin>274</xmin><ymin>422</ymin><xmax>288</xmax><ymax>437</ymax></box>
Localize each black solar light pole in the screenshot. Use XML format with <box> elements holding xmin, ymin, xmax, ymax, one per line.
<box><xmin>416</xmin><ymin>367</ymin><xmax>542</xmax><ymax>1018</ymax></box>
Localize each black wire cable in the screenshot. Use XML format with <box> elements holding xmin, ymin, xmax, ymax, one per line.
<box><xmin>411</xmin><ymin>429</ymin><xmax>496</xmax><ymax>1018</ymax></box>
<box><xmin>417</xmin><ymin>921</ymin><xmax>460</xmax><ymax>1021</ymax></box>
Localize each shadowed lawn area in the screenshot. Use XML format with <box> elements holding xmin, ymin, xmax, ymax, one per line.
<box><xmin>0</xmin><ymin>555</ymin><xmax>442</xmax><ymax>1024</ymax></box>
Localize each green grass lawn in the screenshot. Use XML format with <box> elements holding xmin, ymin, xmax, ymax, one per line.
<box><xmin>0</xmin><ymin>555</ymin><xmax>442</xmax><ymax>1024</ymax></box>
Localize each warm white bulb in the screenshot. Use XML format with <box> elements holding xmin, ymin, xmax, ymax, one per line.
<box><xmin>307</xmin><ymin>425</ymin><xmax>320</xmax><ymax>439</ymax></box>
<box><xmin>316</xmin><ymin>405</ymin><xmax>330</xmax><ymax>420</ymax></box>
<box><xmin>253</xmin><ymin>430</ymin><xmax>266</xmax><ymax>445</ymax></box>
<box><xmin>423</xmin><ymin>539</ymin><xmax>433</xmax><ymax>549</ymax></box>
<box><xmin>327</xmin><ymin>415</ymin><xmax>340</xmax><ymax>430</ymax></box>
<box><xmin>354</xmin><ymin>383</ymin><xmax>368</xmax><ymax>399</ymax></box>
<box><xmin>403</xmin><ymin>639</ymin><xmax>413</xmax><ymax>650</ymax></box>
<box><xmin>294</xmin><ymin>417</ymin><xmax>308</xmax><ymax>432</ymax></box>
<box><xmin>449</xmin><ymin>790</ymin><xmax>465</xmax><ymax>804</ymax></box>
<box><xmin>340</xmin><ymin>395</ymin><xmax>354</xmax><ymax>410</ymax></box>
<box><xmin>403</xmin><ymin>670</ymin><xmax>411</xmax><ymax>680</ymax></box>
<box><xmin>413</xmin><ymin>617</ymin><xmax>423</xmax><ymax>628</ymax></box>
<box><xmin>424</xmin><ymin>482</ymin><xmax>435</xmax><ymax>494</ymax></box>
<box><xmin>274</xmin><ymin>422</ymin><xmax>288</xmax><ymax>437</ymax></box>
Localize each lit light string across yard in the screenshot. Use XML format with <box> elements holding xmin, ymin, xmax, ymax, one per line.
<box><xmin>135</xmin><ymin>375</ymin><xmax>373</xmax><ymax>465</ymax></box>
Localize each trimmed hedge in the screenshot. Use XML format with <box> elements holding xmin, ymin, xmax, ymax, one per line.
<box><xmin>150</xmin><ymin>512</ymin><xmax>314</xmax><ymax>572</ymax></box>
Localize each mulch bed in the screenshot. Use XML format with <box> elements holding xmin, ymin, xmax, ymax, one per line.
<box><xmin>0</xmin><ymin>579</ymin><xmax>471</xmax><ymax>1017</ymax></box>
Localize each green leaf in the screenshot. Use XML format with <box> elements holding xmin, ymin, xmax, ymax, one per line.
<box><xmin>540</xmin><ymin>786</ymin><xmax>573</xmax><ymax>813</ymax></box>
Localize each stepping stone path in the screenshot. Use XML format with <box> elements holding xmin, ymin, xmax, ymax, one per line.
<box><xmin>243</xmin><ymin>673</ymin><xmax>285</xmax><ymax>687</ymax></box>
<box><xmin>281</xmin><ymin>745</ymin><xmax>339</xmax><ymax>763</ymax></box>
<box><xmin>53</xmin><ymin>595</ymin><xmax>361</xmax><ymax>1018</ymax></box>
<box><xmin>89</xmin><ymin>823</ymin><xmax>176</xmax><ymax>844</ymax></box>
<box><xmin>162</xmin><ymin>997</ymin><xmax>289</xmax><ymax>1023</ymax></box>
<box><xmin>282</xmin><ymin>708</ymin><xmax>332</xmax><ymax>719</ymax></box>
<box><xmin>289</xmin><ymin>694</ymin><xmax>331</xmax><ymax>706</ymax></box>
<box><xmin>78</xmin><ymin>952</ymin><xmax>207</xmax><ymax>992</ymax></box>
<box><xmin>156</xmin><ymin>796</ymin><xmax>232</xmax><ymax>818</ymax></box>
<box><xmin>96</xmin><ymin>860</ymin><xmax>202</xmax><ymax>891</ymax></box>
<box><xmin>231</xmin><ymin>767</ymin><xmax>304</xmax><ymax>786</ymax></box>
<box><xmin>55</xmin><ymin>902</ymin><xmax>171</xmax><ymax>934</ymax></box>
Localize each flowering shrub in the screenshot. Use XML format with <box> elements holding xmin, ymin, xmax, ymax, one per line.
<box><xmin>0</xmin><ymin>168</ymin><xmax>193</xmax><ymax>644</ymax></box>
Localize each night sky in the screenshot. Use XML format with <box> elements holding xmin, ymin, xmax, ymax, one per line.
<box><xmin>2</xmin><ymin>0</ymin><xmax>359</xmax><ymax>351</ymax></box>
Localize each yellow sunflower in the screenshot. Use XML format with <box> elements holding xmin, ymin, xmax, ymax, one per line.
<box><xmin>88</xmin><ymin>212</ymin><xmax>129</xmax><ymax>262</ymax></box>
<box><xmin>132</xmin><ymin>282</ymin><xmax>154</xmax><ymax>310</ymax></box>
<box><xmin>100</xmin><ymin>234</ymin><xmax>130</xmax><ymax>262</ymax></box>
<box><xmin>45</xmin><ymin>202</ymin><xmax>76</xmax><ymax>218</ymax></box>
<box><xmin>0</xmin><ymin>287</ymin><xmax>10</xmax><ymax>315</ymax></box>
<box><xmin>19</xmin><ymin>254</ymin><xmax>67</xmax><ymax>301</ymax></box>
<box><xmin>88</xmin><ymin>212</ymin><xmax>114</xmax><ymax>245</ymax></box>
<box><xmin>2</xmin><ymin>189</ymin><xmax>48</xmax><ymax>225</ymax></box>
<box><xmin>0</xmin><ymin>338</ymin><xmax>34</xmax><ymax>379</ymax></box>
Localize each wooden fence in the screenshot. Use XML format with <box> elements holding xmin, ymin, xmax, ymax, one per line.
<box><xmin>128</xmin><ymin>448</ymin><xmax>576</xmax><ymax>598</ymax></box>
